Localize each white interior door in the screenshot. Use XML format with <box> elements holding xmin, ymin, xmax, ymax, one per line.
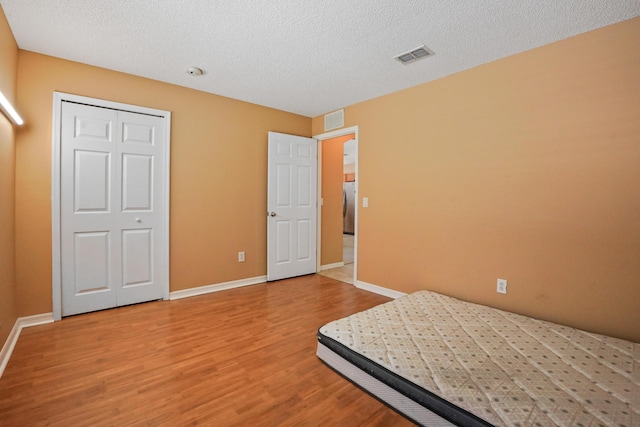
<box><xmin>60</xmin><ymin>102</ymin><xmax>166</xmax><ymax>316</ymax></box>
<box><xmin>267</xmin><ymin>132</ymin><xmax>318</xmax><ymax>281</ymax></box>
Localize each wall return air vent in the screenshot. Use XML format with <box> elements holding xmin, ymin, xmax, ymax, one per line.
<box><xmin>324</xmin><ymin>109</ymin><xmax>344</xmax><ymax>131</ymax></box>
<box><xmin>394</xmin><ymin>45</ymin><xmax>435</xmax><ymax>65</ymax></box>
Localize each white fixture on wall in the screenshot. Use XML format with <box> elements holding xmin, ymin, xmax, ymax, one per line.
<box><xmin>497</xmin><ymin>278</ymin><xmax>508</xmax><ymax>294</ymax></box>
<box><xmin>324</xmin><ymin>109</ymin><xmax>344</xmax><ymax>131</ymax></box>
<box><xmin>0</xmin><ymin>91</ymin><xmax>24</xmax><ymax>125</ymax></box>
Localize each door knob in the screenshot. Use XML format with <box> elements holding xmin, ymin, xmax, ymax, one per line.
<box><xmin>135</xmin><ymin>217</ymin><xmax>142</xmax><ymax>223</ymax></box>
<box><xmin>269</xmin><ymin>212</ymin><xmax>276</xmax><ymax>217</ymax></box>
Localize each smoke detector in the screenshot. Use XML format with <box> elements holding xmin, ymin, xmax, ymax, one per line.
<box><xmin>394</xmin><ymin>45</ymin><xmax>435</xmax><ymax>65</ymax></box>
<box><xmin>186</xmin><ymin>66</ymin><xmax>204</xmax><ymax>76</ymax></box>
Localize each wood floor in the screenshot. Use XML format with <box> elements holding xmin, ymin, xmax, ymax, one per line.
<box><xmin>0</xmin><ymin>275</ymin><xmax>415</xmax><ymax>426</ymax></box>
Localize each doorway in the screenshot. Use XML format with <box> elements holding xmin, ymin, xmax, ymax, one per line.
<box><xmin>315</xmin><ymin>126</ymin><xmax>358</xmax><ymax>285</ymax></box>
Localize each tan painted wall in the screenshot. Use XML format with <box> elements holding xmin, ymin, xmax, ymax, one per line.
<box><xmin>0</xmin><ymin>6</ymin><xmax>18</xmax><ymax>346</ymax></box>
<box><xmin>14</xmin><ymin>51</ymin><xmax>310</xmax><ymax>316</ymax></box>
<box><xmin>312</xmin><ymin>18</ymin><xmax>640</xmax><ymax>342</ymax></box>
<box><xmin>320</xmin><ymin>134</ymin><xmax>354</xmax><ymax>265</ymax></box>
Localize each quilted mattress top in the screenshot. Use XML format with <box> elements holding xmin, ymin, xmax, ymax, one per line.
<box><xmin>319</xmin><ymin>290</ymin><xmax>639</xmax><ymax>427</ymax></box>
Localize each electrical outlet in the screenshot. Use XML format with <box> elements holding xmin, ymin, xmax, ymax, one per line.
<box><xmin>238</xmin><ymin>251</ymin><xmax>245</xmax><ymax>262</ymax></box>
<box><xmin>497</xmin><ymin>278</ymin><xmax>507</xmax><ymax>294</ymax></box>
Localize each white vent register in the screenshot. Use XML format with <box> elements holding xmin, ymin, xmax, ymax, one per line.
<box><xmin>395</xmin><ymin>45</ymin><xmax>435</xmax><ymax>65</ymax></box>
<box><xmin>324</xmin><ymin>109</ymin><xmax>344</xmax><ymax>131</ymax></box>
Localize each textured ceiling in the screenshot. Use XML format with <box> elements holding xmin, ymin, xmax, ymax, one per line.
<box><xmin>1</xmin><ymin>1</ymin><xmax>639</xmax><ymax>117</ymax></box>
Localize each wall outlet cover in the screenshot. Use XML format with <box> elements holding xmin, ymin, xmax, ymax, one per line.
<box><xmin>497</xmin><ymin>278</ymin><xmax>507</xmax><ymax>294</ymax></box>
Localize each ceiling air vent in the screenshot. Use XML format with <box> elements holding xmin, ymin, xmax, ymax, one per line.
<box><xmin>324</xmin><ymin>109</ymin><xmax>344</xmax><ymax>131</ymax></box>
<box><xmin>394</xmin><ymin>45</ymin><xmax>435</xmax><ymax>65</ymax></box>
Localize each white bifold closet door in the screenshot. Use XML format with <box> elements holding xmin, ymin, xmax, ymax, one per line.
<box><xmin>60</xmin><ymin>101</ymin><xmax>165</xmax><ymax>316</ymax></box>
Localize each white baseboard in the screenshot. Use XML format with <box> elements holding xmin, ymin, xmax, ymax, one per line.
<box><xmin>169</xmin><ymin>275</ymin><xmax>267</xmax><ymax>300</ymax></box>
<box><xmin>355</xmin><ymin>280</ymin><xmax>407</xmax><ymax>300</ymax></box>
<box><xmin>320</xmin><ymin>262</ymin><xmax>345</xmax><ymax>271</ymax></box>
<box><xmin>0</xmin><ymin>313</ymin><xmax>54</xmax><ymax>378</ymax></box>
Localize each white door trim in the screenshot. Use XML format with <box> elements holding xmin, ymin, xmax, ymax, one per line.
<box><xmin>51</xmin><ymin>92</ymin><xmax>171</xmax><ymax>321</ymax></box>
<box><xmin>313</xmin><ymin>125</ymin><xmax>359</xmax><ymax>283</ymax></box>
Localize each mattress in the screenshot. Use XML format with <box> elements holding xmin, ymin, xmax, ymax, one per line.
<box><xmin>317</xmin><ymin>290</ymin><xmax>639</xmax><ymax>427</ymax></box>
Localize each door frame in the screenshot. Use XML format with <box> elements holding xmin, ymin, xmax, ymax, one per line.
<box><xmin>313</xmin><ymin>125</ymin><xmax>359</xmax><ymax>283</ymax></box>
<box><xmin>51</xmin><ymin>92</ymin><xmax>171</xmax><ymax>321</ymax></box>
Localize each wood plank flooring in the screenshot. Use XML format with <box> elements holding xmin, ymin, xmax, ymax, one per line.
<box><xmin>0</xmin><ymin>275</ymin><xmax>415</xmax><ymax>426</ymax></box>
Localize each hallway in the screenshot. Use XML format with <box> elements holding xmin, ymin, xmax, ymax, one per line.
<box><xmin>318</xmin><ymin>234</ymin><xmax>354</xmax><ymax>284</ymax></box>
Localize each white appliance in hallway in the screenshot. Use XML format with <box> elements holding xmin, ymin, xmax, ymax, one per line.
<box><xmin>343</xmin><ymin>181</ymin><xmax>356</xmax><ymax>235</ymax></box>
